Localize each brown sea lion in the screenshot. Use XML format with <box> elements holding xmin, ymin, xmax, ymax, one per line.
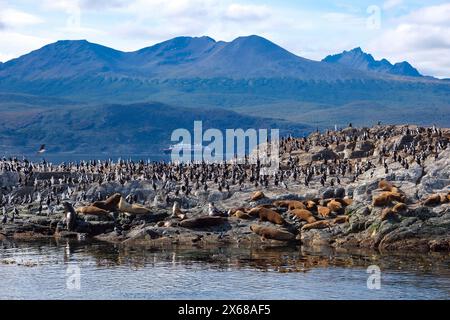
<box><xmin>333</xmin><ymin>215</ymin><xmax>349</xmax><ymax>224</ymax></box>
<box><xmin>381</xmin><ymin>208</ymin><xmax>397</xmax><ymax>221</ymax></box>
<box><xmin>317</xmin><ymin>205</ymin><xmax>332</xmax><ymax>218</ymax></box>
<box><xmin>372</xmin><ymin>192</ymin><xmax>406</xmax><ymax>206</ymax></box>
<box><xmin>379</xmin><ymin>180</ymin><xmax>393</xmax><ymax>192</ymax></box>
<box><xmin>304</xmin><ymin>200</ymin><xmax>317</xmax><ymax>211</ymax></box>
<box><xmin>231</xmin><ymin>210</ymin><xmax>252</xmax><ymax>219</ymax></box>
<box><xmin>342</xmin><ymin>198</ymin><xmax>353</xmax><ymax>206</ymax></box>
<box><xmin>250</xmin><ymin>224</ymin><xmax>295</xmax><ymax>241</ymax></box>
<box><xmin>91</xmin><ymin>193</ymin><xmax>122</xmax><ymax>212</ymax></box>
<box><xmin>327</xmin><ymin>200</ymin><xmax>343</xmax><ymax>213</ymax></box>
<box><xmin>389</xmin><ymin>192</ymin><xmax>406</xmax><ymax>203</ymax></box>
<box><xmin>332</xmin><ymin>198</ymin><xmax>352</xmax><ymax>207</ymax></box>
<box><xmin>273</xmin><ymin>200</ymin><xmax>306</xmax><ymax>210</ymax></box>
<box><xmin>118</xmin><ymin>197</ymin><xmax>152</xmax><ymax>215</ymax></box>
<box><xmin>422</xmin><ymin>194</ymin><xmax>442</xmax><ymax>206</ymax></box>
<box><xmin>440</xmin><ymin>193</ymin><xmax>449</xmax><ymax>204</ymax></box>
<box><xmin>289</xmin><ymin>209</ymin><xmax>316</xmax><ymax>223</ymax></box>
<box><xmin>392</xmin><ymin>202</ymin><xmax>407</xmax><ymax>213</ymax></box>
<box><xmin>255</xmin><ymin>207</ymin><xmax>286</xmax><ymax>225</ymax></box>
<box><xmin>250</xmin><ymin>191</ymin><xmax>266</xmax><ymax>201</ymax></box>
<box><xmin>301</xmin><ymin>220</ymin><xmax>331</xmax><ymax>231</ymax></box>
<box><xmin>179</xmin><ymin>216</ymin><xmax>226</xmax><ymax>228</ymax></box>
<box><xmin>76</xmin><ymin>206</ymin><xmax>110</xmax><ymax>216</ymax></box>
<box><xmin>227</xmin><ymin>207</ymin><xmax>250</xmax><ymax>216</ymax></box>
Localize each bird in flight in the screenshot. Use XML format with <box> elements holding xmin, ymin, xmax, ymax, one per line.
<box><xmin>37</xmin><ymin>144</ymin><xmax>46</xmax><ymax>154</ymax></box>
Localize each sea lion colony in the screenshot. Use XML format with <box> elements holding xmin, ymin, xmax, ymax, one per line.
<box><xmin>0</xmin><ymin>124</ymin><xmax>449</xmax><ymax>251</ymax></box>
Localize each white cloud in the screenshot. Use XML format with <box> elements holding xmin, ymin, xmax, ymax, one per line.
<box><xmin>0</xmin><ymin>31</ymin><xmax>51</xmax><ymax>62</ymax></box>
<box><xmin>0</xmin><ymin>8</ymin><xmax>44</xmax><ymax>28</ymax></box>
<box><xmin>224</xmin><ymin>3</ymin><xmax>271</xmax><ymax>21</ymax></box>
<box><xmin>368</xmin><ymin>3</ymin><xmax>450</xmax><ymax>78</ymax></box>
<box><xmin>383</xmin><ymin>0</ymin><xmax>403</xmax><ymax>10</ymax></box>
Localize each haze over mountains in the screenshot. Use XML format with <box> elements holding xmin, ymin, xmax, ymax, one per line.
<box><xmin>0</xmin><ymin>35</ymin><xmax>449</xmax><ymax>157</ymax></box>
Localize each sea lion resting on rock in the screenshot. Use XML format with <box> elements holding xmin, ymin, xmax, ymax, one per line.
<box><xmin>289</xmin><ymin>208</ymin><xmax>316</xmax><ymax>223</ymax></box>
<box><xmin>250</xmin><ymin>224</ymin><xmax>295</xmax><ymax>241</ymax></box>
<box><xmin>229</xmin><ymin>210</ymin><xmax>252</xmax><ymax>219</ymax></box>
<box><xmin>272</xmin><ymin>200</ymin><xmax>306</xmax><ymax>210</ymax></box>
<box><xmin>91</xmin><ymin>193</ymin><xmax>121</xmax><ymax>212</ymax></box>
<box><xmin>379</xmin><ymin>180</ymin><xmax>394</xmax><ymax>192</ymax></box>
<box><xmin>317</xmin><ymin>205</ymin><xmax>333</xmax><ymax>218</ymax></box>
<box><xmin>76</xmin><ymin>206</ymin><xmax>110</xmax><ymax>216</ymax></box>
<box><xmin>392</xmin><ymin>202</ymin><xmax>407</xmax><ymax>213</ymax></box>
<box><xmin>301</xmin><ymin>220</ymin><xmax>331</xmax><ymax>231</ymax></box>
<box><xmin>327</xmin><ymin>200</ymin><xmax>343</xmax><ymax>213</ymax></box>
<box><xmin>372</xmin><ymin>191</ymin><xmax>406</xmax><ymax>206</ymax></box>
<box><xmin>118</xmin><ymin>197</ymin><xmax>151</xmax><ymax>215</ymax></box>
<box><xmin>422</xmin><ymin>193</ymin><xmax>448</xmax><ymax>206</ymax></box>
<box><xmin>381</xmin><ymin>208</ymin><xmax>397</xmax><ymax>221</ymax></box>
<box><xmin>248</xmin><ymin>207</ymin><xmax>286</xmax><ymax>225</ymax></box>
<box><xmin>333</xmin><ymin>215</ymin><xmax>349</xmax><ymax>224</ymax></box>
<box><xmin>250</xmin><ymin>191</ymin><xmax>266</xmax><ymax>201</ymax></box>
<box><xmin>304</xmin><ymin>200</ymin><xmax>317</xmax><ymax>211</ymax></box>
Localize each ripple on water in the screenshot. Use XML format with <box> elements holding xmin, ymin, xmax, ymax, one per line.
<box><xmin>0</xmin><ymin>241</ymin><xmax>449</xmax><ymax>300</ymax></box>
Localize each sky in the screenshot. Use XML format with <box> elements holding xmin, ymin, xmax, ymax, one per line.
<box><xmin>0</xmin><ymin>0</ymin><xmax>449</xmax><ymax>78</ymax></box>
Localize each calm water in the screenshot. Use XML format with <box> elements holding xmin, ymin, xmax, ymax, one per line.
<box><xmin>0</xmin><ymin>240</ymin><xmax>449</xmax><ymax>300</ymax></box>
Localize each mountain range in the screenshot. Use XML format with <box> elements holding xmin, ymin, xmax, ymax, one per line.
<box><xmin>0</xmin><ymin>35</ymin><xmax>449</xmax><ymax>158</ymax></box>
<box><xmin>322</xmin><ymin>47</ymin><xmax>422</xmax><ymax>77</ymax></box>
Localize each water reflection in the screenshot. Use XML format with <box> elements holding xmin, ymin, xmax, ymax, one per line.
<box><xmin>1</xmin><ymin>239</ymin><xmax>449</xmax><ymax>299</ymax></box>
<box><xmin>2</xmin><ymin>239</ymin><xmax>449</xmax><ymax>276</ymax></box>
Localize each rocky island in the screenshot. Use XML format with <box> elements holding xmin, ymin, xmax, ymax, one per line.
<box><xmin>1</xmin><ymin>124</ymin><xmax>449</xmax><ymax>252</ymax></box>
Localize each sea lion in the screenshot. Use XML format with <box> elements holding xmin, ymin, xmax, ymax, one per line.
<box><xmin>118</xmin><ymin>197</ymin><xmax>152</xmax><ymax>215</ymax></box>
<box><xmin>230</xmin><ymin>210</ymin><xmax>252</xmax><ymax>219</ymax></box>
<box><xmin>272</xmin><ymin>200</ymin><xmax>306</xmax><ymax>210</ymax></box>
<box><xmin>250</xmin><ymin>224</ymin><xmax>295</xmax><ymax>241</ymax></box>
<box><xmin>179</xmin><ymin>216</ymin><xmax>226</xmax><ymax>228</ymax></box>
<box><xmin>76</xmin><ymin>206</ymin><xmax>110</xmax><ymax>216</ymax></box>
<box><xmin>304</xmin><ymin>200</ymin><xmax>317</xmax><ymax>211</ymax></box>
<box><xmin>327</xmin><ymin>200</ymin><xmax>343</xmax><ymax>213</ymax></box>
<box><xmin>372</xmin><ymin>193</ymin><xmax>390</xmax><ymax>207</ymax></box>
<box><xmin>91</xmin><ymin>193</ymin><xmax>121</xmax><ymax>212</ymax></box>
<box><xmin>381</xmin><ymin>208</ymin><xmax>397</xmax><ymax>221</ymax></box>
<box><xmin>317</xmin><ymin>205</ymin><xmax>332</xmax><ymax>218</ymax></box>
<box><xmin>392</xmin><ymin>202</ymin><xmax>407</xmax><ymax>213</ymax></box>
<box><xmin>372</xmin><ymin>192</ymin><xmax>406</xmax><ymax>206</ymax></box>
<box><xmin>250</xmin><ymin>191</ymin><xmax>265</xmax><ymax>201</ymax></box>
<box><xmin>227</xmin><ymin>207</ymin><xmax>250</xmax><ymax>216</ymax></box>
<box><xmin>332</xmin><ymin>198</ymin><xmax>352</xmax><ymax>207</ymax></box>
<box><xmin>342</xmin><ymin>198</ymin><xmax>353</xmax><ymax>206</ymax></box>
<box><xmin>301</xmin><ymin>220</ymin><xmax>331</xmax><ymax>231</ymax></box>
<box><xmin>289</xmin><ymin>208</ymin><xmax>316</xmax><ymax>223</ymax></box>
<box><xmin>63</xmin><ymin>202</ymin><xmax>77</xmax><ymax>231</ymax></box>
<box><xmin>378</xmin><ymin>180</ymin><xmax>393</xmax><ymax>192</ymax></box>
<box><xmin>333</xmin><ymin>215</ymin><xmax>349</xmax><ymax>224</ymax></box>
<box><xmin>422</xmin><ymin>194</ymin><xmax>442</xmax><ymax>206</ymax></box>
<box><xmin>252</xmin><ymin>207</ymin><xmax>286</xmax><ymax>225</ymax></box>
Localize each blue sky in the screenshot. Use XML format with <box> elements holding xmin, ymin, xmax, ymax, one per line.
<box><xmin>0</xmin><ymin>0</ymin><xmax>449</xmax><ymax>77</ymax></box>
